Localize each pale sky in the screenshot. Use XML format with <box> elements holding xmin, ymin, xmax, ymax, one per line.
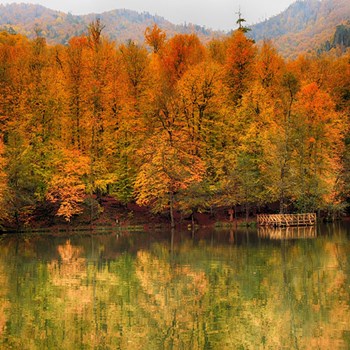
<box><xmin>0</xmin><ymin>0</ymin><xmax>298</xmax><ymax>31</ymax></box>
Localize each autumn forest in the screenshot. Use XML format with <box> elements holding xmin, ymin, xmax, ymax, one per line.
<box><xmin>0</xmin><ymin>21</ymin><xmax>350</xmax><ymax>229</ymax></box>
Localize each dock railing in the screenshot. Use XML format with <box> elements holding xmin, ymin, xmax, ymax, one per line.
<box><xmin>257</xmin><ymin>213</ymin><xmax>316</xmax><ymax>227</ymax></box>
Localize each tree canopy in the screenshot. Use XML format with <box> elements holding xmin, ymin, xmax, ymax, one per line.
<box><xmin>0</xmin><ymin>25</ymin><xmax>349</xmax><ymax>227</ymax></box>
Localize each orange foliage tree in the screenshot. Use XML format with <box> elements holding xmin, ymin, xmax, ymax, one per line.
<box><xmin>292</xmin><ymin>82</ymin><xmax>346</xmax><ymax>212</ymax></box>
<box><xmin>144</xmin><ymin>24</ymin><xmax>166</xmax><ymax>54</ymax></box>
<box><xmin>160</xmin><ymin>33</ymin><xmax>205</xmax><ymax>85</ymax></box>
<box><xmin>225</xmin><ymin>30</ymin><xmax>256</xmax><ymax>103</ymax></box>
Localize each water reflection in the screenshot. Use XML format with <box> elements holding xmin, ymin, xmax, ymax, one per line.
<box><xmin>0</xmin><ymin>224</ymin><xmax>349</xmax><ymax>349</ymax></box>
<box><xmin>258</xmin><ymin>225</ymin><xmax>317</xmax><ymax>240</ymax></box>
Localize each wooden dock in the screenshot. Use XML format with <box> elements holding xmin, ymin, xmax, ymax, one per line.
<box><xmin>257</xmin><ymin>213</ymin><xmax>316</xmax><ymax>227</ymax></box>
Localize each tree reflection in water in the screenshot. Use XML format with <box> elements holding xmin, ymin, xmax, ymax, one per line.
<box><xmin>0</xmin><ymin>224</ymin><xmax>348</xmax><ymax>349</ymax></box>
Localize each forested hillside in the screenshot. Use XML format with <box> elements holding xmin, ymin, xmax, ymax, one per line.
<box><xmin>1</xmin><ymin>1</ymin><xmax>350</xmax><ymax>58</ymax></box>
<box><xmin>0</xmin><ymin>21</ymin><xmax>349</xmax><ymax>229</ymax></box>
<box><xmin>250</xmin><ymin>0</ymin><xmax>350</xmax><ymax>58</ymax></box>
<box><xmin>0</xmin><ymin>3</ymin><xmax>215</xmax><ymax>45</ymax></box>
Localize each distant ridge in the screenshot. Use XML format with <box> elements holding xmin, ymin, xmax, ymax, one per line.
<box><xmin>0</xmin><ymin>1</ymin><xmax>349</xmax><ymax>58</ymax></box>
<box><xmin>0</xmin><ymin>3</ymin><xmax>219</xmax><ymax>45</ymax></box>
<box><xmin>249</xmin><ymin>0</ymin><xmax>350</xmax><ymax>58</ymax></box>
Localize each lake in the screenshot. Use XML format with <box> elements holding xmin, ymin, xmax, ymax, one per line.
<box><xmin>0</xmin><ymin>223</ymin><xmax>349</xmax><ymax>349</ymax></box>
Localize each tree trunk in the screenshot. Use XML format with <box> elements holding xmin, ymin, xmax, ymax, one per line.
<box><xmin>245</xmin><ymin>203</ymin><xmax>249</xmax><ymax>225</ymax></box>
<box><xmin>279</xmin><ymin>195</ymin><xmax>284</xmax><ymax>214</ymax></box>
<box><xmin>191</xmin><ymin>212</ymin><xmax>195</xmax><ymax>238</ymax></box>
<box><xmin>169</xmin><ymin>192</ymin><xmax>175</xmax><ymax>229</ymax></box>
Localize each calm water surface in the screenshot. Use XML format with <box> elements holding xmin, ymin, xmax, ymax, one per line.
<box><xmin>0</xmin><ymin>223</ymin><xmax>349</xmax><ymax>349</ymax></box>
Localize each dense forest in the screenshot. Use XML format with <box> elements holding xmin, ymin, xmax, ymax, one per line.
<box><xmin>0</xmin><ymin>20</ymin><xmax>349</xmax><ymax>229</ymax></box>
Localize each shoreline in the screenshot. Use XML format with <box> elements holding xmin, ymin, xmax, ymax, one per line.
<box><xmin>1</xmin><ymin>215</ymin><xmax>348</xmax><ymax>236</ymax></box>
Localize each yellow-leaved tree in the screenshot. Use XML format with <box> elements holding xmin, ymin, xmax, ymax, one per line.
<box><xmin>134</xmin><ymin>133</ymin><xmax>204</xmax><ymax>228</ymax></box>
<box><xmin>46</xmin><ymin>149</ymin><xmax>90</xmax><ymax>221</ymax></box>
